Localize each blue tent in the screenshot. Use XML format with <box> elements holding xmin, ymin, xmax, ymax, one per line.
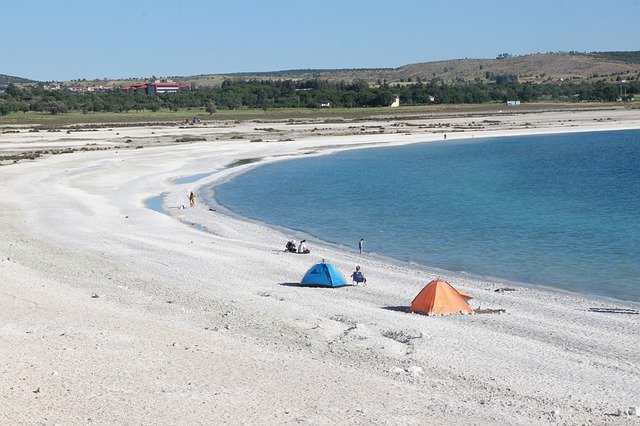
<box><xmin>300</xmin><ymin>261</ymin><xmax>348</xmax><ymax>287</ymax></box>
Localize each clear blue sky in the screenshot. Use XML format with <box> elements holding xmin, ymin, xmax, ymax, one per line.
<box><xmin>3</xmin><ymin>0</ymin><xmax>639</xmax><ymax>82</ymax></box>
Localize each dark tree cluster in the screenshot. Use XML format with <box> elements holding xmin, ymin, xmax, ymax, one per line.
<box><xmin>0</xmin><ymin>76</ymin><xmax>637</xmax><ymax>116</ymax></box>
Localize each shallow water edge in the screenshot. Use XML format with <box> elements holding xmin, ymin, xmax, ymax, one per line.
<box><xmin>151</xmin><ymin>130</ymin><xmax>640</xmax><ymax>307</ymax></box>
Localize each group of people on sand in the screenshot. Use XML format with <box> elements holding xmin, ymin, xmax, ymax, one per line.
<box><xmin>285</xmin><ymin>237</ymin><xmax>368</xmax><ymax>286</ymax></box>
<box><xmin>285</xmin><ymin>239</ymin><xmax>310</xmax><ymax>254</ymax></box>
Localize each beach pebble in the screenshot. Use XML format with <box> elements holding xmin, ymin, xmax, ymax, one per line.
<box><xmin>91</xmin><ymin>294</ymin><xmax>99</xmax><ymax>298</ymax></box>
<box><xmin>407</xmin><ymin>366</ymin><xmax>423</xmax><ymax>377</ymax></box>
<box><xmin>550</xmin><ymin>409</ymin><xmax>560</xmax><ymax>416</ymax></box>
<box><xmin>389</xmin><ymin>367</ymin><xmax>404</xmax><ymax>375</ymax></box>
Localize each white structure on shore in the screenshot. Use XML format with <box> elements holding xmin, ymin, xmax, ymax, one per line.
<box><xmin>390</xmin><ymin>95</ymin><xmax>400</xmax><ymax>107</ymax></box>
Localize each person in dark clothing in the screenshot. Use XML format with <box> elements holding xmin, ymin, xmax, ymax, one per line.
<box><xmin>351</xmin><ymin>265</ymin><xmax>367</xmax><ymax>286</ymax></box>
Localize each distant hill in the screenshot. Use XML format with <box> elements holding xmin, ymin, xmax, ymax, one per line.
<box><xmin>393</xmin><ymin>51</ymin><xmax>640</xmax><ymax>83</ymax></box>
<box><xmin>184</xmin><ymin>51</ymin><xmax>640</xmax><ymax>86</ymax></box>
<box><xmin>591</xmin><ymin>51</ymin><xmax>640</xmax><ymax>64</ymax></box>
<box><xmin>7</xmin><ymin>51</ymin><xmax>640</xmax><ymax>88</ymax></box>
<box><xmin>0</xmin><ymin>73</ymin><xmax>38</xmax><ymax>85</ymax></box>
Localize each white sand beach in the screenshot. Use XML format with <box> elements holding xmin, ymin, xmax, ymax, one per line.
<box><xmin>1</xmin><ymin>108</ymin><xmax>639</xmax><ymax>424</ymax></box>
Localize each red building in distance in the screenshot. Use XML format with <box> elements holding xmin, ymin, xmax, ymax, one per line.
<box><xmin>124</xmin><ymin>81</ymin><xmax>187</xmax><ymax>94</ymax></box>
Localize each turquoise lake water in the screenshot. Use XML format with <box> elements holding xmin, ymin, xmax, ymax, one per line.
<box><xmin>207</xmin><ymin>130</ymin><xmax>640</xmax><ymax>302</ymax></box>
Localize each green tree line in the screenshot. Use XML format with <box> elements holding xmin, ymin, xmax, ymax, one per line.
<box><xmin>1</xmin><ymin>77</ymin><xmax>637</xmax><ymax>116</ymax></box>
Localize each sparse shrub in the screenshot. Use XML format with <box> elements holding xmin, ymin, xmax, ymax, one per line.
<box><xmin>175</xmin><ymin>136</ymin><xmax>206</xmax><ymax>142</ymax></box>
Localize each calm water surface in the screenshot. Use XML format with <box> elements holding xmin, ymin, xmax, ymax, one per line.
<box><xmin>208</xmin><ymin>130</ymin><xmax>640</xmax><ymax>302</ymax></box>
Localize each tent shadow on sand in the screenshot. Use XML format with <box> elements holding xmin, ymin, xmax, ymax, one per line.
<box><xmin>382</xmin><ymin>306</ymin><xmax>410</xmax><ymax>313</ymax></box>
<box><xmin>382</xmin><ymin>305</ymin><xmax>506</xmax><ymax>315</ymax></box>
<box><xmin>279</xmin><ymin>282</ymin><xmax>357</xmax><ymax>288</ymax></box>
<box><xmin>279</xmin><ymin>282</ymin><xmax>303</xmax><ymax>287</ymax></box>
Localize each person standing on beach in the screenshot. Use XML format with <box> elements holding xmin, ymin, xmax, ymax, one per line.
<box><xmin>188</xmin><ymin>191</ymin><xmax>196</xmax><ymax>207</ymax></box>
<box><xmin>359</xmin><ymin>238</ymin><xmax>364</xmax><ymax>254</ymax></box>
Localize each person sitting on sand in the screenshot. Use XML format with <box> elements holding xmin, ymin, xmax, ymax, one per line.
<box><xmin>297</xmin><ymin>239</ymin><xmax>310</xmax><ymax>254</ymax></box>
<box><xmin>351</xmin><ymin>265</ymin><xmax>367</xmax><ymax>286</ymax></box>
<box><xmin>188</xmin><ymin>191</ymin><xmax>196</xmax><ymax>207</ymax></box>
<box><xmin>285</xmin><ymin>240</ymin><xmax>297</xmax><ymax>253</ymax></box>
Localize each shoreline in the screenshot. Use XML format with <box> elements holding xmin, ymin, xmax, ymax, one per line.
<box><xmin>176</xmin><ymin>178</ymin><xmax>640</xmax><ymax>308</ymax></box>
<box><xmin>180</xmin><ymin>168</ymin><xmax>640</xmax><ymax>308</ymax></box>
<box><xmin>192</xmin><ymin>126</ymin><xmax>640</xmax><ymax>305</ymax></box>
<box><xmin>2</xmin><ymin>108</ymin><xmax>640</xmax><ymax>423</ymax></box>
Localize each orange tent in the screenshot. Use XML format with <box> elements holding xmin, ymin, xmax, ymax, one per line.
<box><xmin>409</xmin><ymin>278</ymin><xmax>474</xmax><ymax>315</ymax></box>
